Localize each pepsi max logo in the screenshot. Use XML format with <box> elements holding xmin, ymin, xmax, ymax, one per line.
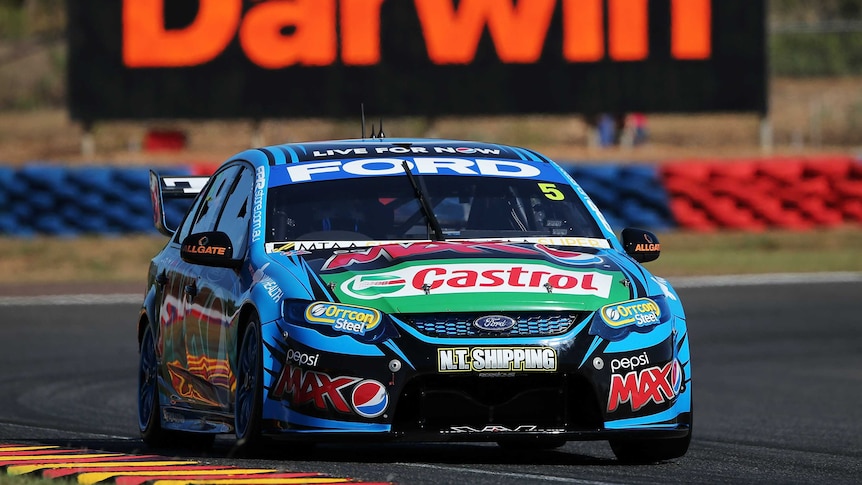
<box><xmin>351</xmin><ymin>379</ymin><xmax>388</xmax><ymax>418</ymax></box>
<box><xmin>473</xmin><ymin>315</ymin><xmax>516</xmax><ymax>332</ymax></box>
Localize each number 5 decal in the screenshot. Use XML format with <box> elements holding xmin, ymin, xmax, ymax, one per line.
<box><xmin>539</xmin><ymin>183</ymin><xmax>565</xmax><ymax>201</ymax></box>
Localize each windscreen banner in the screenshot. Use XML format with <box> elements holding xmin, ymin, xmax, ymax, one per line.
<box><xmin>67</xmin><ymin>0</ymin><xmax>766</xmax><ymax>120</ymax></box>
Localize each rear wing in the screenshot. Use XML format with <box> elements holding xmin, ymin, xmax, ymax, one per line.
<box><xmin>149</xmin><ymin>170</ymin><xmax>210</xmax><ymax>236</ymax></box>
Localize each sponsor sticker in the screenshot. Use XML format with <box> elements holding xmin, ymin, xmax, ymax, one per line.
<box><xmin>311</xmin><ymin>146</ymin><xmax>503</xmax><ymax>157</ymax></box>
<box><xmin>445</xmin><ymin>425</ymin><xmax>566</xmax><ymax>434</ymax></box>
<box><xmin>340</xmin><ymin>262</ymin><xmax>613</xmax><ymax>300</ymax></box>
<box><xmin>183</xmin><ymin>235</ymin><xmax>228</xmax><ymax>256</ymax></box>
<box><xmin>351</xmin><ymin>380</ymin><xmax>389</xmax><ymax>418</ymax></box>
<box><xmin>271</xmin><ymin>366</ymin><xmax>389</xmax><ymax>419</ymax></box>
<box><xmin>251</xmin><ymin>262</ymin><xmax>284</xmax><ymax>302</ymax></box>
<box><xmin>266</xmin><ymin>237</ymin><xmax>611</xmax><ymax>254</ymax></box>
<box><xmin>610</xmin><ymin>352</ymin><xmax>649</xmax><ymax>372</ymax></box>
<box><xmin>304</xmin><ymin>302</ymin><xmax>382</xmax><ymax>336</ymax></box>
<box><xmin>438</xmin><ymin>347</ymin><xmax>557</xmax><ymax>372</ymax></box>
<box><xmin>601</xmin><ymin>298</ymin><xmax>661</xmax><ymax>328</ymax></box>
<box><xmin>285</xmin><ymin>348</ymin><xmax>320</xmax><ymax>367</ymax></box>
<box><xmin>589</xmin><ymin>297</ymin><xmax>665</xmax><ymax>341</ymax></box>
<box><xmin>251</xmin><ymin>165</ymin><xmax>265</xmax><ymax>242</ymax></box>
<box><xmin>284</xmin><ymin>157</ymin><xmax>541</xmax><ymax>183</ymax></box>
<box><xmin>607</xmin><ymin>360</ymin><xmax>682</xmax><ymax>412</ymax></box>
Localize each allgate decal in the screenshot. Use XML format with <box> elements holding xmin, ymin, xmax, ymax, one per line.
<box><xmin>607</xmin><ymin>360</ymin><xmax>682</xmax><ymax>412</ymax></box>
<box><xmin>339</xmin><ymin>262</ymin><xmax>614</xmax><ymax>300</ymax></box>
<box><xmin>123</xmin><ymin>0</ymin><xmax>712</xmax><ymax>69</ymax></box>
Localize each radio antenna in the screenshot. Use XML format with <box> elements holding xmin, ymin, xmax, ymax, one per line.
<box><xmin>361</xmin><ymin>103</ymin><xmax>367</xmax><ymax>140</ymax></box>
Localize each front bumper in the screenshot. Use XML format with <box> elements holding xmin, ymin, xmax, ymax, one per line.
<box><xmin>258</xmin><ymin>313</ymin><xmax>691</xmax><ymax>442</ymax></box>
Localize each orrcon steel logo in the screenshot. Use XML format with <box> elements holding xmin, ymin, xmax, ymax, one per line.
<box><xmin>340</xmin><ymin>262</ymin><xmax>613</xmax><ymax>300</ymax></box>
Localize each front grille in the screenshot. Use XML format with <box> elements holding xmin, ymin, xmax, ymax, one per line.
<box><xmin>391</xmin><ymin>373</ymin><xmax>603</xmax><ymax>434</ymax></box>
<box><xmin>400</xmin><ymin>312</ymin><xmax>587</xmax><ymax>338</ymax></box>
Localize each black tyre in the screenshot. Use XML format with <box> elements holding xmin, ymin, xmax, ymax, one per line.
<box><xmin>138</xmin><ymin>325</ymin><xmax>215</xmax><ymax>450</ymax></box>
<box><xmin>235</xmin><ymin>318</ymin><xmax>264</xmax><ymax>451</ymax></box>
<box><xmin>609</xmin><ymin>430</ymin><xmax>691</xmax><ymax>463</ymax></box>
<box><xmin>138</xmin><ymin>326</ymin><xmax>171</xmax><ymax>447</ymax></box>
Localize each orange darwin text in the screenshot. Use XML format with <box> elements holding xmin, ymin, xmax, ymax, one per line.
<box><xmin>123</xmin><ymin>0</ymin><xmax>712</xmax><ymax>69</ymax></box>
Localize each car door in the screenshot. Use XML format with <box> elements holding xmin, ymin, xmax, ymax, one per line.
<box><xmin>156</xmin><ymin>178</ymin><xmax>209</xmax><ymax>410</ymax></box>
<box><xmin>182</xmin><ymin>163</ymin><xmax>254</xmax><ymax>411</ymax></box>
<box><xmin>157</xmin><ymin>165</ymin><xmax>240</xmax><ymax>409</ymax></box>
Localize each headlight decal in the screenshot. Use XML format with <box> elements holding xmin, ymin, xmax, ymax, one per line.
<box><xmin>589</xmin><ymin>296</ymin><xmax>671</xmax><ymax>343</ymax></box>
<box><xmin>282</xmin><ymin>299</ymin><xmax>396</xmax><ymax>344</ymax></box>
<box><xmin>304</xmin><ymin>301</ymin><xmax>383</xmax><ymax>336</ymax></box>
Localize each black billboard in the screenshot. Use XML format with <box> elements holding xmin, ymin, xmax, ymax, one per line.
<box><xmin>67</xmin><ymin>0</ymin><xmax>766</xmax><ymax>121</ymax></box>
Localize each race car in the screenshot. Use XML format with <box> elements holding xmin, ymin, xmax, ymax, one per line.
<box><xmin>138</xmin><ymin>137</ymin><xmax>691</xmax><ymax>462</ymax></box>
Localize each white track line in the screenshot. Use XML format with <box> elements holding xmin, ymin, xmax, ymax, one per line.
<box><xmin>1</xmin><ymin>272</ymin><xmax>860</xmax><ymax>306</ymax></box>
<box><xmin>397</xmin><ymin>462</ymin><xmax>620</xmax><ymax>484</ymax></box>
<box><xmin>669</xmin><ymin>271</ymin><xmax>862</xmax><ymax>288</ymax></box>
<box><xmin>0</xmin><ymin>293</ymin><xmax>142</xmax><ymax>306</ymax></box>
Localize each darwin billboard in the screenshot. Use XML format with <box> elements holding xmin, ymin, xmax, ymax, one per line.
<box><xmin>67</xmin><ymin>0</ymin><xmax>767</xmax><ymax>120</ymax></box>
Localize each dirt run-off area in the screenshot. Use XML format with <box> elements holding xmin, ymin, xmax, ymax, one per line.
<box><xmin>0</xmin><ymin>77</ymin><xmax>861</xmax><ymax>166</ymax></box>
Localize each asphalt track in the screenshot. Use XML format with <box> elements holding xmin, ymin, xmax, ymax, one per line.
<box><xmin>1</xmin><ymin>276</ymin><xmax>861</xmax><ymax>484</ymax></box>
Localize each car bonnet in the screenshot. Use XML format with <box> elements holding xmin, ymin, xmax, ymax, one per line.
<box><xmin>276</xmin><ymin>241</ymin><xmax>639</xmax><ymax>314</ymax></box>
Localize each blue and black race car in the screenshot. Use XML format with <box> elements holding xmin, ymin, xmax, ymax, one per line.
<box><xmin>139</xmin><ymin>137</ymin><xmax>691</xmax><ymax>462</ymax></box>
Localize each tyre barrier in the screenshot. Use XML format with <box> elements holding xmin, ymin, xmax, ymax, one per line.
<box><xmin>0</xmin><ymin>157</ymin><xmax>859</xmax><ymax>236</ymax></box>
<box><xmin>565</xmin><ymin>164</ymin><xmax>676</xmax><ymax>231</ymax></box>
<box><xmin>0</xmin><ymin>165</ymin><xmax>193</xmax><ymax>237</ymax></box>
<box><xmin>662</xmin><ymin>156</ymin><xmax>862</xmax><ymax>231</ymax></box>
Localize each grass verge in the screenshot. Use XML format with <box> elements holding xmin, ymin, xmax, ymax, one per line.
<box><xmin>0</xmin><ymin>475</ymin><xmax>59</xmax><ymax>485</ymax></box>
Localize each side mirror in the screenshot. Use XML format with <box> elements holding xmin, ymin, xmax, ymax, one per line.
<box><xmin>621</xmin><ymin>228</ymin><xmax>661</xmax><ymax>263</ymax></box>
<box><xmin>181</xmin><ymin>232</ymin><xmax>242</xmax><ymax>268</ymax></box>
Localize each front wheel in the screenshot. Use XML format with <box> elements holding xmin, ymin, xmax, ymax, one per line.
<box><xmin>235</xmin><ymin>318</ymin><xmax>264</xmax><ymax>451</ymax></box>
<box><xmin>609</xmin><ymin>430</ymin><xmax>691</xmax><ymax>463</ymax></box>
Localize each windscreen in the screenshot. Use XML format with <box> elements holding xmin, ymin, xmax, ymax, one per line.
<box><xmin>266</xmin><ymin>175</ymin><xmax>603</xmax><ymax>242</ymax></box>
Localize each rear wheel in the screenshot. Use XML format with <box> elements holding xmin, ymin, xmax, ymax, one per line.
<box><xmin>235</xmin><ymin>318</ymin><xmax>264</xmax><ymax>451</ymax></box>
<box><xmin>138</xmin><ymin>325</ymin><xmax>215</xmax><ymax>449</ymax></box>
<box><xmin>138</xmin><ymin>326</ymin><xmax>171</xmax><ymax>447</ymax></box>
